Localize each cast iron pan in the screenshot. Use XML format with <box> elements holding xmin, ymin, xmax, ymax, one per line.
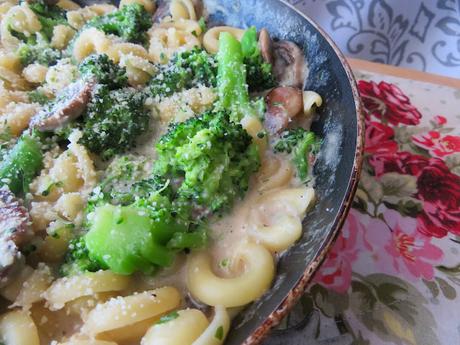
<box><xmin>73</xmin><ymin>0</ymin><xmax>365</xmax><ymax>343</ymax></box>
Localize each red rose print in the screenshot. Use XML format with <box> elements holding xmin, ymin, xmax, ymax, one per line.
<box><xmin>358</xmin><ymin>80</ymin><xmax>422</xmax><ymax>126</ymax></box>
<box><xmin>365</xmin><ymin>121</ymin><xmax>398</xmax><ymax>154</ymax></box>
<box><xmin>416</xmin><ymin>158</ymin><xmax>460</xmax><ymax>237</ymax></box>
<box><xmin>433</xmin><ymin>115</ymin><xmax>447</xmax><ymax>126</ymax></box>
<box><xmin>412</xmin><ymin>131</ymin><xmax>460</xmax><ymax>157</ymax></box>
<box><xmin>368</xmin><ymin>151</ymin><xmax>428</xmax><ymax>177</ymax></box>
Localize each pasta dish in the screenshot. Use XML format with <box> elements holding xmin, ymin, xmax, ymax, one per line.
<box><xmin>0</xmin><ymin>0</ymin><xmax>323</xmax><ymax>344</ymax></box>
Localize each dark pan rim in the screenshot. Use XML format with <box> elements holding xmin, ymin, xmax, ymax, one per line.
<box><xmin>241</xmin><ymin>1</ymin><xmax>365</xmax><ymax>344</ymax></box>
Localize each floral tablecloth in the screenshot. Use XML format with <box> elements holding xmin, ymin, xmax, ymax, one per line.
<box><xmin>265</xmin><ymin>68</ymin><xmax>460</xmax><ymax>344</ymax></box>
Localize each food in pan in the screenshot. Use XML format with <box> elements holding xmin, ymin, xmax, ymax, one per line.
<box><xmin>0</xmin><ymin>0</ymin><xmax>323</xmax><ymax>343</ymax></box>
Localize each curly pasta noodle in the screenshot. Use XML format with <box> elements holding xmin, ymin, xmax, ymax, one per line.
<box><xmin>159</xmin><ymin>18</ymin><xmax>202</xmax><ymax>35</ymax></box>
<box><xmin>106</xmin><ymin>42</ymin><xmax>151</xmax><ymax>64</ymax></box>
<box><xmin>203</xmin><ymin>26</ymin><xmax>245</xmax><ymax>54</ymax></box>
<box><xmin>141</xmin><ymin>309</ymin><xmax>209</xmax><ymax>345</ymax></box>
<box><xmin>51</xmin><ymin>24</ymin><xmax>76</xmax><ymax>49</ymax></box>
<box><xmin>0</xmin><ymin>3</ymin><xmax>41</xmax><ymax>50</ymax></box>
<box><xmin>72</xmin><ymin>28</ymin><xmax>111</xmax><ymax>62</ymax></box>
<box><xmin>120</xmin><ymin>54</ymin><xmax>157</xmax><ymax>86</ymax></box>
<box><xmin>192</xmin><ymin>306</ymin><xmax>230</xmax><ymax>345</ymax></box>
<box><xmin>187</xmin><ymin>242</ymin><xmax>275</xmax><ymax>307</ymax></box>
<box><xmin>257</xmin><ymin>154</ymin><xmax>294</xmax><ymax>192</ymax></box>
<box><xmin>44</xmin><ymin>270</ymin><xmax>131</xmax><ymax>310</ymax></box>
<box><xmin>0</xmin><ymin>102</ymin><xmax>40</xmax><ymax>136</ymax></box>
<box><xmin>81</xmin><ymin>287</ymin><xmax>181</xmax><ymax>337</ymax></box>
<box><xmin>56</xmin><ymin>0</ymin><xmax>81</xmax><ymax>11</ymax></box>
<box><xmin>22</xmin><ymin>63</ymin><xmax>48</xmax><ymax>84</ymax></box>
<box><xmin>66</xmin><ymin>4</ymin><xmax>116</xmax><ymax>30</ymax></box>
<box><xmin>170</xmin><ymin>0</ymin><xmax>197</xmax><ymax>21</ymax></box>
<box><xmin>45</xmin><ymin>58</ymin><xmax>78</xmax><ymax>92</ymax></box>
<box><xmin>155</xmin><ymin>86</ymin><xmax>216</xmax><ymax>122</ymax></box>
<box><xmin>148</xmin><ymin>27</ymin><xmax>200</xmax><ymax>63</ymax></box>
<box><xmin>247</xmin><ymin>187</ymin><xmax>315</xmax><ymax>252</ymax></box>
<box><xmin>0</xmin><ymin>310</ymin><xmax>40</xmax><ymax>345</ymax></box>
<box><xmin>13</xmin><ymin>263</ymin><xmax>53</xmax><ymax>308</ymax></box>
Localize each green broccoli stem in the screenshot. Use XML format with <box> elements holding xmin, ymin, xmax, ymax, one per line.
<box><xmin>217</xmin><ymin>32</ymin><xmax>252</xmax><ymax>122</ymax></box>
<box><xmin>0</xmin><ymin>134</ymin><xmax>43</xmax><ymax>195</ymax></box>
<box><xmin>241</xmin><ymin>26</ymin><xmax>258</xmax><ymax>58</ymax></box>
<box><xmin>293</xmin><ymin>131</ymin><xmax>316</xmax><ymax>181</ymax></box>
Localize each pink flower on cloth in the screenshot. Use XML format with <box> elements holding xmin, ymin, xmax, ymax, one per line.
<box><xmin>313</xmin><ymin>209</ymin><xmax>361</xmax><ymax>293</ymax></box>
<box><xmin>365</xmin><ymin>121</ymin><xmax>398</xmax><ymax>154</ymax></box>
<box><xmin>364</xmin><ymin>209</ymin><xmax>443</xmax><ymax>281</ymax></box>
<box><xmin>433</xmin><ymin>115</ymin><xmax>447</xmax><ymax>126</ymax></box>
<box><xmin>412</xmin><ymin>130</ymin><xmax>460</xmax><ymax>157</ymax></box>
<box><xmin>358</xmin><ymin>80</ymin><xmax>422</xmax><ymax>126</ymax></box>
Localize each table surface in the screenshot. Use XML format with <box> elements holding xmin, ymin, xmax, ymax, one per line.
<box><xmin>264</xmin><ymin>59</ymin><xmax>460</xmax><ymax>345</ymax></box>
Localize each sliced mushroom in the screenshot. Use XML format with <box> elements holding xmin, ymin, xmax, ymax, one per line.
<box><xmin>264</xmin><ymin>86</ymin><xmax>303</xmax><ymax>134</ymax></box>
<box><xmin>272</xmin><ymin>41</ymin><xmax>305</xmax><ymax>88</ymax></box>
<box><xmin>30</xmin><ymin>80</ymin><xmax>95</xmax><ymax>131</ymax></box>
<box><xmin>0</xmin><ymin>187</ymin><xmax>33</xmax><ymax>287</ymax></box>
<box><xmin>258</xmin><ymin>28</ymin><xmax>273</xmax><ymax>65</ymax></box>
<box><xmin>152</xmin><ymin>0</ymin><xmax>170</xmax><ymax>22</ymax></box>
<box><xmin>191</xmin><ymin>0</ymin><xmax>203</xmax><ymax>19</ymax></box>
<box><xmin>153</xmin><ymin>0</ymin><xmax>203</xmax><ymax>23</ymax></box>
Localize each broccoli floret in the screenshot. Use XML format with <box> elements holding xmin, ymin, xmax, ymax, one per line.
<box><xmin>78</xmin><ymin>86</ymin><xmax>150</xmax><ymax>160</ymax></box>
<box><xmin>17</xmin><ymin>40</ymin><xmax>61</xmax><ymax>66</ymax></box>
<box><xmin>27</xmin><ymin>0</ymin><xmax>67</xmax><ymax>41</ymax></box>
<box><xmin>241</xmin><ymin>26</ymin><xmax>275</xmax><ymax>92</ymax></box>
<box><xmin>154</xmin><ymin>110</ymin><xmax>260</xmax><ymax>212</ymax></box>
<box><xmin>86</xmin><ymin>3</ymin><xmax>151</xmax><ymax>44</ymax></box>
<box><xmin>78</xmin><ymin>54</ymin><xmax>128</xmax><ymax>89</ymax></box>
<box><xmin>148</xmin><ymin>48</ymin><xmax>217</xmax><ymax>99</ymax></box>
<box><xmin>274</xmin><ymin>128</ymin><xmax>318</xmax><ymax>182</ymax></box>
<box><xmin>60</xmin><ymin>237</ymin><xmax>104</xmax><ymax>276</ymax></box>
<box><xmin>0</xmin><ymin>134</ymin><xmax>43</xmax><ymax>196</ymax></box>
<box><xmin>28</xmin><ymin>90</ymin><xmax>51</xmax><ymax>105</ymax></box>
<box><xmin>173</xmin><ymin>48</ymin><xmax>217</xmax><ymax>87</ymax></box>
<box><xmin>84</xmin><ymin>203</ymin><xmax>180</xmax><ymax>275</ymax></box>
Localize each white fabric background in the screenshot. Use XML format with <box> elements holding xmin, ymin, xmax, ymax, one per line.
<box><xmin>288</xmin><ymin>0</ymin><xmax>460</xmax><ymax>78</ymax></box>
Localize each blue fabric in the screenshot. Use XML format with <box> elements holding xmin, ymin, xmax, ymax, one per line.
<box><xmin>288</xmin><ymin>0</ymin><xmax>460</xmax><ymax>78</ymax></box>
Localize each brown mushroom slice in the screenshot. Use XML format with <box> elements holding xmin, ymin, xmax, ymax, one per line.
<box><xmin>30</xmin><ymin>80</ymin><xmax>94</xmax><ymax>131</ymax></box>
<box><xmin>272</xmin><ymin>41</ymin><xmax>305</xmax><ymax>88</ymax></box>
<box><xmin>264</xmin><ymin>86</ymin><xmax>303</xmax><ymax>134</ymax></box>
<box><xmin>0</xmin><ymin>187</ymin><xmax>33</xmax><ymax>288</ymax></box>
<box><xmin>258</xmin><ymin>28</ymin><xmax>273</xmax><ymax>65</ymax></box>
<box><xmin>152</xmin><ymin>0</ymin><xmax>170</xmax><ymax>22</ymax></box>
